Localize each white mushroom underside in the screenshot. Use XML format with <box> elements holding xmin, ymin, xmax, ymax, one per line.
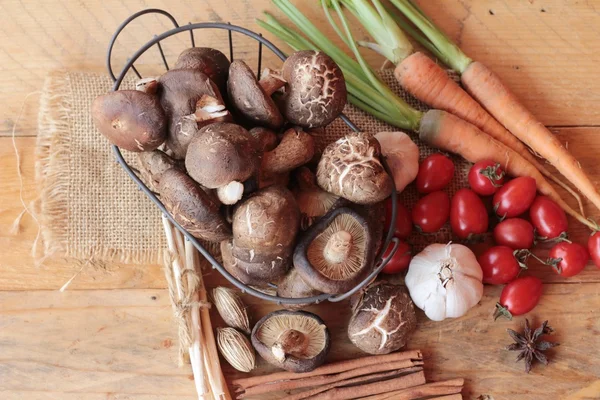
<box><xmin>307</xmin><ymin>214</ymin><xmax>366</xmax><ymax>280</ymax></box>
<box><xmin>256</xmin><ymin>315</ymin><xmax>327</xmax><ymax>359</ymax></box>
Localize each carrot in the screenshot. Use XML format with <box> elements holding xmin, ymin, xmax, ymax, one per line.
<box><xmin>395</xmin><ymin>52</ymin><xmax>585</xmax><ymax>215</ymax></box>
<box><xmin>419</xmin><ymin>110</ymin><xmax>595</xmax><ymax>230</ymax></box>
<box><xmin>389</xmin><ymin>0</ymin><xmax>600</xmax><ymax>219</ymax></box>
<box><xmin>460</xmin><ymin>61</ymin><xmax>600</xmax><ymax>212</ymax></box>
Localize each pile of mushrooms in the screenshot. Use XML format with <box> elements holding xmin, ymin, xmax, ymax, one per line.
<box><xmin>92</xmin><ymin>46</ymin><xmax>408</xmax><ymax>367</ymax></box>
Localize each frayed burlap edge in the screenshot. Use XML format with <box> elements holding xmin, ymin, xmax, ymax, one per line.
<box><xmin>36</xmin><ymin>71</ymin><xmax>166</xmax><ymax>265</ymax></box>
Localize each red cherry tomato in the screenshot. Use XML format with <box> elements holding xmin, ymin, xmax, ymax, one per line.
<box><xmin>384</xmin><ymin>198</ymin><xmax>412</xmax><ymax>240</ymax></box>
<box><xmin>548</xmin><ymin>242</ymin><xmax>589</xmax><ymax>277</ymax></box>
<box><xmin>478</xmin><ymin>246</ymin><xmax>521</xmax><ymax>285</ymax></box>
<box><xmin>412</xmin><ymin>191</ymin><xmax>450</xmax><ymax>233</ymax></box>
<box><xmin>529</xmin><ymin>196</ymin><xmax>568</xmax><ymax>239</ymax></box>
<box><xmin>588</xmin><ymin>232</ymin><xmax>600</xmax><ymax>269</ymax></box>
<box><xmin>493</xmin><ymin>218</ymin><xmax>535</xmax><ymax>249</ymax></box>
<box><xmin>450</xmin><ymin>188</ymin><xmax>489</xmax><ymax>239</ymax></box>
<box><xmin>381</xmin><ymin>240</ymin><xmax>412</xmax><ymax>274</ymax></box>
<box><xmin>468</xmin><ymin>160</ymin><xmax>505</xmax><ymax>196</ymax></box>
<box><xmin>416</xmin><ymin>154</ymin><xmax>455</xmax><ymax>193</ymax></box>
<box><xmin>495</xmin><ymin>276</ymin><xmax>543</xmax><ymax>320</ymax></box>
<box><xmin>493</xmin><ymin>177</ymin><xmax>537</xmax><ymax>218</ymax></box>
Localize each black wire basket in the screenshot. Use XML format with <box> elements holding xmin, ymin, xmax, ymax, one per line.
<box><xmin>106</xmin><ymin>8</ymin><xmax>399</xmax><ymax>306</ymax></box>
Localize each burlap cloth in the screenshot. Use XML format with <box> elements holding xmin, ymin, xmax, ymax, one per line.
<box><xmin>36</xmin><ymin>70</ymin><xmax>468</xmax><ymax>265</ymax></box>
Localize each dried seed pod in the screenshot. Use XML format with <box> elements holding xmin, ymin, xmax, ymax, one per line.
<box><xmin>217</xmin><ymin>327</ymin><xmax>255</xmax><ymax>373</ymax></box>
<box><xmin>212</xmin><ymin>287</ymin><xmax>251</xmax><ymax>334</ymax></box>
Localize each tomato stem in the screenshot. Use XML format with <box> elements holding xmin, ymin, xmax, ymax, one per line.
<box><xmin>493</xmin><ymin>303</ymin><xmax>513</xmax><ymax>321</ymax></box>
<box><xmin>535</xmin><ymin>231</ymin><xmax>571</xmax><ymax>244</ymax></box>
<box><xmin>480</xmin><ymin>163</ymin><xmax>505</xmax><ymax>188</ymax></box>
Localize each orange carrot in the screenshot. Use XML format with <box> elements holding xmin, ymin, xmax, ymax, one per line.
<box><xmin>460</xmin><ymin>61</ymin><xmax>600</xmax><ymax>212</ymax></box>
<box><xmin>419</xmin><ymin>110</ymin><xmax>595</xmax><ymax>229</ymax></box>
<box><xmin>395</xmin><ymin>52</ymin><xmax>584</xmax><ymax>214</ymax></box>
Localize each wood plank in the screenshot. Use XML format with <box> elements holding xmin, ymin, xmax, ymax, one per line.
<box><xmin>3</xmin><ymin>129</ymin><xmax>600</xmax><ymax>290</ymax></box>
<box><xmin>2</xmin><ymin>0</ymin><xmax>600</xmax><ymax>138</ymax></box>
<box><xmin>1</xmin><ymin>285</ymin><xmax>598</xmax><ymax>400</ymax></box>
<box><xmin>0</xmin><ymin>137</ymin><xmax>166</xmax><ymax>290</ymax></box>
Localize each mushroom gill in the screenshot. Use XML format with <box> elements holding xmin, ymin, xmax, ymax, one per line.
<box><xmin>255</xmin><ymin>314</ymin><xmax>327</xmax><ymax>360</ymax></box>
<box><xmin>306</xmin><ymin>213</ymin><xmax>366</xmax><ymax>281</ymax></box>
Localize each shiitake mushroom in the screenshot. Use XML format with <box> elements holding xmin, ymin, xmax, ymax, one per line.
<box><xmin>137</xmin><ymin>149</ymin><xmax>181</xmax><ymax>192</ymax></box>
<box><xmin>159</xmin><ymin>168</ymin><xmax>231</xmax><ymax>243</ymax></box>
<box><xmin>185</xmin><ymin>122</ymin><xmax>259</xmax><ymax>205</ymax></box>
<box><xmin>281</xmin><ymin>50</ymin><xmax>347</xmax><ymax>128</ymax></box>
<box><xmin>348</xmin><ymin>282</ymin><xmax>417</xmax><ymax>355</ymax></box>
<box><xmin>277</xmin><ymin>268</ymin><xmax>322</xmax><ymax>310</ymax></box>
<box><xmin>293</xmin><ymin>207</ymin><xmax>376</xmax><ymax>294</ymax></box>
<box><xmin>251</xmin><ymin>310</ymin><xmax>330</xmax><ymax>372</ymax></box>
<box><xmin>158</xmin><ymin>69</ymin><xmax>230</xmax><ymax>159</ymax></box>
<box><xmin>317</xmin><ymin>132</ymin><xmax>393</xmax><ymax>204</ymax></box>
<box><xmin>92</xmin><ymin>90</ymin><xmax>167</xmax><ymax>152</ymax></box>
<box><xmin>227</xmin><ymin>60</ymin><xmax>285</xmax><ymax>129</ymax></box>
<box><xmin>174</xmin><ymin>47</ymin><xmax>230</xmax><ymax>93</ymax></box>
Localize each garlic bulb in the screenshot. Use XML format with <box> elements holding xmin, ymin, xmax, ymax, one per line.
<box><xmin>405</xmin><ymin>243</ymin><xmax>483</xmax><ymax>321</ymax></box>
<box><xmin>375</xmin><ymin>131</ymin><xmax>419</xmax><ymax>193</ymax></box>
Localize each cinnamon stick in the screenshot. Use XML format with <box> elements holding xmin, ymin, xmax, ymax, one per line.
<box><xmin>232</xmin><ymin>350</ymin><xmax>422</xmax><ymax>391</ymax></box>
<box><xmin>301</xmin><ymin>370</ymin><xmax>426</xmax><ymax>400</ymax></box>
<box><xmin>238</xmin><ymin>359</ymin><xmax>424</xmax><ymax>398</ymax></box>
<box><xmin>361</xmin><ymin>379</ymin><xmax>464</xmax><ymax>400</ymax></box>
<box><xmin>283</xmin><ymin>368</ymin><xmax>423</xmax><ymax>400</ymax></box>
<box><xmin>428</xmin><ymin>395</ymin><xmax>463</xmax><ymax>400</ymax></box>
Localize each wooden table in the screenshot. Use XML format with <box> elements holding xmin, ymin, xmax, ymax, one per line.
<box><xmin>1</xmin><ymin>1</ymin><xmax>599</xmax><ymax>399</ymax></box>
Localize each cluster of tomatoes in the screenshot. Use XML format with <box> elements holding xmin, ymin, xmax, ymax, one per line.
<box><xmin>381</xmin><ymin>153</ymin><xmax>600</xmax><ymax>319</ymax></box>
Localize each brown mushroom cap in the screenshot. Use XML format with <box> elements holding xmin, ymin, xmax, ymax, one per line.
<box><xmin>174</xmin><ymin>47</ymin><xmax>230</xmax><ymax>92</ymax></box>
<box><xmin>158</xmin><ymin>168</ymin><xmax>231</xmax><ymax>242</ymax></box>
<box><xmin>293</xmin><ymin>207</ymin><xmax>376</xmax><ymax>294</ymax></box>
<box><xmin>348</xmin><ymin>282</ymin><xmax>417</xmax><ymax>355</ymax></box>
<box><xmin>251</xmin><ymin>310</ymin><xmax>330</xmax><ymax>373</ymax></box>
<box><xmin>137</xmin><ymin>149</ymin><xmax>180</xmax><ymax>192</ymax></box>
<box><xmin>92</xmin><ymin>90</ymin><xmax>166</xmax><ymax>152</ymax></box>
<box><xmin>293</xmin><ymin>167</ymin><xmax>340</xmax><ymax>230</ymax></box>
<box><xmin>281</xmin><ymin>50</ymin><xmax>347</xmax><ymax>128</ymax></box>
<box><xmin>227</xmin><ymin>60</ymin><xmax>284</xmax><ymax>129</ymax></box>
<box><xmin>249</xmin><ymin>127</ymin><xmax>279</xmax><ymax>153</ymax></box>
<box><xmin>277</xmin><ymin>268</ymin><xmax>322</xmax><ymax>311</ymax></box>
<box><xmin>185</xmin><ymin>122</ymin><xmax>259</xmax><ymax>189</ymax></box>
<box><xmin>220</xmin><ymin>239</ymin><xmax>271</xmax><ymax>288</ymax></box>
<box><xmin>232</xmin><ymin>186</ymin><xmax>300</xmax><ymax>252</ymax></box>
<box><xmin>316</xmin><ymin>132</ymin><xmax>393</xmax><ymax>204</ymax></box>
<box><xmin>158</xmin><ymin>69</ymin><xmax>225</xmax><ymax>158</ymax></box>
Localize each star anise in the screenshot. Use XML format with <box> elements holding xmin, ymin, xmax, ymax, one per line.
<box><xmin>506</xmin><ymin>319</ymin><xmax>559</xmax><ymax>373</ymax></box>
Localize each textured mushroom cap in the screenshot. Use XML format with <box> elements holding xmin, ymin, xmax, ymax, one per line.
<box><xmin>221</xmin><ymin>239</ymin><xmax>272</xmax><ymax>288</ymax></box>
<box><xmin>232</xmin><ymin>186</ymin><xmax>300</xmax><ymax>252</ymax></box>
<box><xmin>159</xmin><ymin>168</ymin><xmax>231</xmax><ymax>242</ymax></box>
<box><xmin>137</xmin><ymin>149</ymin><xmax>180</xmax><ymax>192</ymax></box>
<box><xmin>92</xmin><ymin>90</ymin><xmax>166</xmax><ymax>152</ymax></box>
<box><xmin>251</xmin><ymin>310</ymin><xmax>330</xmax><ymax>373</ymax></box>
<box><xmin>293</xmin><ymin>207</ymin><xmax>376</xmax><ymax>294</ymax></box>
<box><xmin>317</xmin><ymin>132</ymin><xmax>393</xmax><ymax>204</ymax></box>
<box><xmin>158</xmin><ymin>69</ymin><xmax>224</xmax><ymax>158</ymax></box>
<box><xmin>348</xmin><ymin>282</ymin><xmax>417</xmax><ymax>355</ymax></box>
<box><xmin>185</xmin><ymin>122</ymin><xmax>259</xmax><ymax>189</ymax></box>
<box><xmin>281</xmin><ymin>50</ymin><xmax>347</xmax><ymax>128</ymax></box>
<box><xmin>227</xmin><ymin>60</ymin><xmax>284</xmax><ymax>129</ymax></box>
<box><xmin>174</xmin><ymin>47</ymin><xmax>230</xmax><ymax>92</ymax></box>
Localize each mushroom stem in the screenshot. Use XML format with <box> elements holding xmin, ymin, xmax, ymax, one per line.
<box><xmin>259</xmin><ymin>68</ymin><xmax>287</xmax><ymax>96</ymax></box>
<box><xmin>217</xmin><ymin>181</ymin><xmax>245</xmax><ymax>205</ymax></box>
<box><xmin>262</xmin><ymin>128</ymin><xmax>315</xmax><ymax>175</ymax></box>
<box><xmin>271</xmin><ymin>329</ymin><xmax>309</xmax><ymax>362</ymax></box>
<box><xmin>135</xmin><ymin>77</ymin><xmax>159</xmax><ymax>94</ymax></box>
<box><xmin>323</xmin><ymin>230</ymin><xmax>353</xmax><ymax>264</ymax></box>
